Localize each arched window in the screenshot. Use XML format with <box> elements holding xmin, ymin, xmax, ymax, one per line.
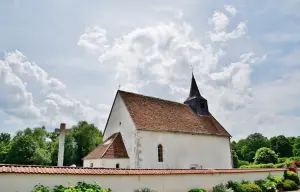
<box><xmin>158</xmin><ymin>144</ymin><xmax>163</xmax><ymax>162</ymax></box>
<box><xmin>116</xmin><ymin>163</ymin><xmax>120</xmax><ymax>168</ymax></box>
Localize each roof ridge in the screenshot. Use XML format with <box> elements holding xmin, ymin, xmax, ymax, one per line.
<box><xmin>119</xmin><ymin>90</ymin><xmax>186</xmax><ymax>106</ymax></box>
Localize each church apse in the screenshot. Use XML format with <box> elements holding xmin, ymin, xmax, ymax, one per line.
<box><xmin>184</xmin><ymin>73</ymin><xmax>210</xmax><ymax>116</ymax></box>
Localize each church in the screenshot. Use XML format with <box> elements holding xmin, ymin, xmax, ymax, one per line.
<box><xmin>83</xmin><ymin>74</ymin><xmax>233</xmax><ymax>169</ymax></box>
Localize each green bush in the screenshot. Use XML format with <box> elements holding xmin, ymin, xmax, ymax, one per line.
<box><xmin>274</xmin><ymin>162</ymin><xmax>286</xmax><ymax>168</ymax></box>
<box><xmin>284</xmin><ymin>170</ymin><xmax>300</xmax><ymax>185</ymax></box>
<box><xmin>237</xmin><ymin>183</ymin><xmax>262</xmax><ymax>192</ymax></box>
<box><xmin>278</xmin><ymin>157</ymin><xmax>287</xmax><ymax>163</ymax></box>
<box><xmin>290</xmin><ymin>156</ymin><xmax>300</xmax><ymax>161</ymax></box>
<box><xmin>212</xmin><ymin>184</ymin><xmax>227</xmax><ymax>192</ymax></box>
<box><xmin>33</xmin><ymin>182</ymin><xmax>111</xmax><ymax>192</ymax></box>
<box><xmin>240</xmin><ymin>163</ymin><xmax>275</xmax><ymax>168</ymax></box>
<box><xmin>188</xmin><ymin>188</ymin><xmax>207</xmax><ymax>192</ymax></box>
<box><xmin>283</xmin><ymin>179</ymin><xmax>298</xmax><ymax>191</ymax></box>
<box><xmin>267</xmin><ymin>174</ymin><xmax>283</xmax><ymax>185</ymax></box>
<box><xmin>225</xmin><ymin>181</ymin><xmax>241</xmax><ymax>192</ymax></box>
<box><xmin>254</xmin><ymin>177</ymin><xmax>278</xmax><ymax>192</ymax></box>
<box><xmin>134</xmin><ymin>188</ymin><xmax>156</xmax><ymax>192</ymax></box>
<box><xmin>254</xmin><ymin>147</ymin><xmax>278</xmax><ymax>164</ymax></box>
<box><xmin>33</xmin><ymin>185</ymin><xmax>51</xmax><ymax>192</ymax></box>
<box><xmin>238</xmin><ymin>160</ymin><xmax>250</xmax><ymax>167</ymax></box>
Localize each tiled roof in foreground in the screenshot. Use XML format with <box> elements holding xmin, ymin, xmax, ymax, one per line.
<box><xmin>83</xmin><ymin>132</ymin><xmax>129</xmax><ymax>160</ymax></box>
<box><xmin>0</xmin><ymin>164</ymin><xmax>286</xmax><ymax>175</ymax></box>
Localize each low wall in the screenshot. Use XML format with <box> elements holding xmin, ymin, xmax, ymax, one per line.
<box><xmin>0</xmin><ymin>165</ymin><xmax>286</xmax><ymax>192</ymax></box>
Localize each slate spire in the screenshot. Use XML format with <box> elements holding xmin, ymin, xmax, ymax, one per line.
<box><xmin>188</xmin><ymin>73</ymin><xmax>201</xmax><ymax>98</ymax></box>
<box><xmin>184</xmin><ymin>73</ymin><xmax>210</xmax><ymax>116</ymax></box>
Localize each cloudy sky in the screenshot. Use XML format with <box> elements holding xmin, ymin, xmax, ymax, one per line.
<box><xmin>1</xmin><ymin>0</ymin><xmax>300</xmax><ymax>141</ymax></box>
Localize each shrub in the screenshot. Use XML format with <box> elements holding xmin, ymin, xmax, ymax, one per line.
<box><xmin>212</xmin><ymin>183</ymin><xmax>227</xmax><ymax>192</ymax></box>
<box><xmin>254</xmin><ymin>180</ymin><xmax>267</xmax><ymax>191</ymax></box>
<box><xmin>283</xmin><ymin>179</ymin><xmax>298</xmax><ymax>191</ymax></box>
<box><xmin>263</xmin><ymin>180</ymin><xmax>277</xmax><ymax>192</ymax></box>
<box><xmin>254</xmin><ymin>177</ymin><xmax>278</xmax><ymax>192</ymax></box>
<box><xmin>254</xmin><ymin>147</ymin><xmax>278</xmax><ymax>164</ymax></box>
<box><xmin>188</xmin><ymin>188</ymin><xmax>207</xmax><ymax>192</ymax></box>
<box><xmin>290</xmin><ymin>156</ymin><xmax>300</xmax><ymax>161</ymax></box>
<box><xmin>274</xmin><ymin>163</ymin><xmax>286</xmax><ymax>168</ymax></box>
<box><xmin>278</xmin><ymin>157</ymin><xmax>287</xmax><ymax>163</ymax></box>
<box><xmin>33</xmin><ymin>185</ymin><xmax>51</xmax><ymax>192</ymax></box>
<box><xmin>237</xmin><ymin>183</ymin><xmax>262</xmax><ymax>192</ymax></box>
<box><xmin>225</xmin><ymin>181</ymin><xmax>241</xmax><ymax>192</ymax></box>
<box><xmin>238</xmin><ymin>160</ymin><xmax>250</xmax><ymax>167</ymax></box>
<box><xmin>284</xmin><ymin>170</ymin><xmax>300</xmax><ymax>185</ymax></box>
<box><xmin>240</xmin><ymin>163</ymin><xmax>275</xmax><ymax>168</ymax></box>
<box><xmin>267</xmin><ymin>174</ymin><xmax>283</xmax><ymax>185</ymax></box>
<box><xmin>33</xmin><ymin>182</ymin><xmax>111</xmax><ymax>192</ymax></box>
<box><xmin>134</xmin><ymin>188</ymin><xmax>156</xmax><ymax>192</ymax></box>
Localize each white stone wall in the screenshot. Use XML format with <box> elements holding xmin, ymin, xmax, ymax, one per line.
<box><xmin>0</xmin><ymin>170</ymin><xmax>284</xmax><ymax>192</ymax></box>
<box><xmin>137</xmin><ymin>130</ymin><xmax>232</xmax><ymax>169</ymax></box>
<box><xmin>102</xmin><ymin>93</ymin><xmax>137</xmax><ymax>168</ymax></box>
<box><xmin>83</xmin><ymin>158</ymin><xmax>130</xmax><ymax>168</ymax></box>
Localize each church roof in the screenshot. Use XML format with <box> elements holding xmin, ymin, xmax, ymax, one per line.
<box><xmin>83</xmin><ymin>132</ymin><xmax>129</xmax><ymax>160</ymax></box>
<box><xmin>119</xmin><ymin>91</ymin><xmax>231</xmax><ymax>137</ymax></box>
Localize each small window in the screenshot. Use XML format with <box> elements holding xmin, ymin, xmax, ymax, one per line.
<box><xmin>90</xmin><ymin>163</ymin><xmax>93</xmax><ymax>168</ymax></box>
<box><xmin>116</xmin><ymin>163</ymin><xmax>120</xmax><ymax>168</ymax></box>
<box><xmin>158</xmin><ymin>144</ymin><xmax>163</xmax><ymax>162</ymax></box>
<box><xmin>119</xmin><ymin>121</ymin><xmax>121</xmax><ymax>125</ymax></box>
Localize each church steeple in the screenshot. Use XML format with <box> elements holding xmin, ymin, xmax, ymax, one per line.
<box><xmin>188</xmin><ymin>73</ymin><xmax>201</xmax><ymax>98</ymax></box>
<box><xmin>184</xmin><ymin>73</ymin><xmax>210</xmax><ymax>116</ymax></box>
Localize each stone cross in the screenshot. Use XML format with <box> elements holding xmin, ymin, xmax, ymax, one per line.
<box><xmin>55</xmin><ymin>123</ymin><xmax>70</xmax><ymax>167</ymax></box>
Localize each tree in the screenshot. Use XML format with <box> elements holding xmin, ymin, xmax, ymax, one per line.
<box><xmin>254</xmin><ymin>147</ymin><xmax>278</xmax><ymax>164</ymax></box>
<box><xmin>238</xmin><ymin>133</ymin><xmax>269</xmax><ymax>162</ymax></box>
<box><xmin>270</xmin><ymin>135</ymin><xmax>293</xmax><ymax>157</ymax></box>
<box><xmin>72</xmin><ymin>121</ymin><xmax>102</xmax><ymax>165</ymax></box>
<box><xmin>0</xmin><ymin>133</ymin><xmax>11</xmax><ymax>144</ymax></box>
<box><xmin>293</xmin><ymin>141</ymin><xmax>300</xmax><ymax>156</ymax></box>
<box><xmin>31</xmin><ymin>148</ymin><xmax>51</xmax><ymax>165</ymax></box>
<box><xmin>6</xmin><ymin>135</ymin><xmax>38</xmax><ymax>164</ymax></box>
<box><xmin>50</xmin><ymin>134</ymin><xmax>78</xmax><ymax>166</ymax></box>
<box><xmin>0</xmin><ymin>133</ymin><xmax>11</xmax><ymax>163</ymax></box>
<box><xmin>232</xmin><ymin>150</ymin><xmax>239</xmax><ymax>168</ymax></box>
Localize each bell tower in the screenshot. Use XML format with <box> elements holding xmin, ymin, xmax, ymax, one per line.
<box><xmin>184</xmin><ymin>73</ymin><xmax>210</xmax><ymax>116</ymax></box>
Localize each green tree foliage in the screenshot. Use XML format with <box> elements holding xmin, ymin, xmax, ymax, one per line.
<box><xmin>72</xmin><ymin>121</ymin><xmax>103</xmax><ymax>165</ymax></box>
<box><xmin>270</xmin><ymin>135</ymin><xmax>293</xmax><ymax>157</ymax></box>
<box><xmin>254</xmin><ymin>147</ymin><xmax>278</xmax><ymax>164</ymax></box>
<box><xmin>0</xmin><ymin>121</ymin><xmax>102</xmax><ymax>166</ymax></box>
<box><xmin>50</xmin><ymin>134</ymin><xmax>78</xmax><ymax>166</ymax></box>
<box><xmin>6</xmin><ymin>135</ymin><xmax>38</xmax><ymax>164</ymax></box>
<box><xmin>0</xmin><ymin>133</ymin><xmax>11</xmax><ymax>163</ymax></box>
<box><xmin>236</xmin><ymin>133</ymin><xmax>269</xmax><ymax>162</ymax></box>
<box><xmin>232</xmin><ymin>150</ymin><xmax>239</xmax><ymax>168</ymax></box>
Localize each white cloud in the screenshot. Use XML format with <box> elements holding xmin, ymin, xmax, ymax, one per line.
<box><xmin>0</xmin><ymin>50</ymin><xmax>109</xmax><ymax>131</ymax></box>
<box><xmin>224</xmin><ymin>5</ymin><xmax>237</xmax><ymax>16</ymax></box>
<box><xmin>78</xmin><ymin>8</ymin><xmax>269</xmax><ymax>139</ymax></box>
<box><xmin>2</xmin><ymin>2</ymin><xmax>300</xmax><ymax>141</ymax></box>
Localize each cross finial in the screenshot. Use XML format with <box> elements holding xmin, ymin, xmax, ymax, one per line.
<box><xmin>190</xmin><ymin>64</ymin><xmax>194</xmax><ymax>73</ymax></box>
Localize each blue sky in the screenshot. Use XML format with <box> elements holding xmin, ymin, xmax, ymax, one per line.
<box><xmin>1</xmin><ymin>0</ymin><xmax>300</xmax><ymax>141</ymax></box>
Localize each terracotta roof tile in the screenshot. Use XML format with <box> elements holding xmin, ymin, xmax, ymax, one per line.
<box><xmin>119</xmin><ymin>91</ymin><xmax>231</xmax><ymax>137</ymax></box>
<box><xmin>83</xmin><ymin>132</ymin><xmax>129</xmax><ymax>160</ymax></box>
<box><xmin>0</xmin><ymin>164</ymin><xmax>287</xmax><ymax>175</ymax></box>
